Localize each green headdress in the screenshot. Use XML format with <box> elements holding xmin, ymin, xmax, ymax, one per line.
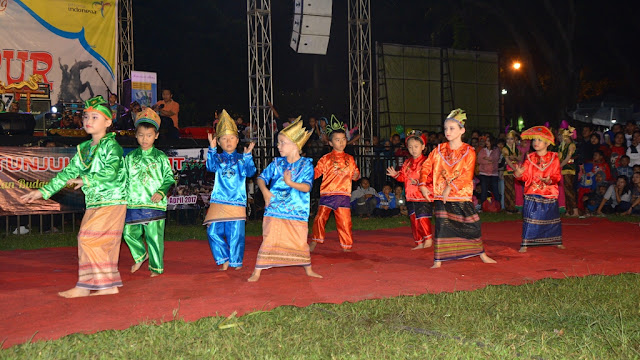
<box><xmin>83</xmin><ymin>95</ymin><xmax>112</xmax><ymax>121</ymax></box>
<box><xmin>324</xmin><ymin>114</ymin><xmax>347</xmax><ymax>136</ymax></box>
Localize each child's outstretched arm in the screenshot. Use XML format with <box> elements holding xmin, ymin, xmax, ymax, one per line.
<box><xmin>256</xmin><ymin>177</ymin><xmax>273</xmax><ymax>207</ymax></box>
<box><xmin>241</xmin><ymin>142</ymin><xmax>257</xmax><ymax>178</ymax></box>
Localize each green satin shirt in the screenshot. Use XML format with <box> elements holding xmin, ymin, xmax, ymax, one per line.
<box><xmin>39</xmin><ymin>132</ymin><xmax>127</xmax><ymax>208</ymax></box>
<box><xmin>124</xmin><ymin>146</ymin><xmax>175</xmax><ymax>210</ymax></box>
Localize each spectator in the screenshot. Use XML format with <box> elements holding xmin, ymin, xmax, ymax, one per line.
<box><xmin>373</xmin><ymin>183</ymin><xmax>400</xmax><ymax>217</ymax></box>
<box><xmin>394</xmin><ymin>184</ymin><xmax>408</xmax><ymax>216</ymax></box>
<box><xmin>609</xmin><ymin>132</ymin><xmax>628</xmax><ymax>168</ymax></box>
<box><xmin>8</xmin><ymin>102</ymin><xmax>20</xmax><ymax>113</ymax></box>
<box><xmin>71</xmin><ymin>112</ymin><xmax>83</xmax><ymax>129</ymax></box>
<box><xmin>557</xmin><ymin>127</ymin><xmax>578</xmax><ymax>216</ymax></box>
<box><xmin>51</xmin><ymin>114</ymin><xmax>75</xmax><ymax>129</ymax></box>
<box><xmin>604</xmin><ymin>123</ymin><xmax>623</xmax><ymax>146</ymax></box>
<box><xmin>624</xmin><ymin>172</ymin><xmax>640</xmax><ymax>215</ymax></box>
<box><xmin>477</xmin><ymin>134</ymin><xmax>501</xmax><ymax>210</ymax></box>
<box><xmin>616</xmin><ymin>155</ymin><xmax>633</xmax><ymax>179</ymax></box>
<box><xmin>626</xmin><ymin>130</ymin><xmax>640</xmax><ymax>166</ymax></box>
<box><xmin>108</xmin><ymin>93</ymin><xmax>126</xmax><ymax>129</ymax></box>
<box><xmin>597</xmin><ymin>175</ymin><xmax>632</xmax><ymax>215</ymax></box>
<box><xmin>153</xmin><ymin>89</ymin><xmax>180</xmax><ymax>129</ymax></box>
<box><xmin>118</xmin><ymin>101</ymin><xmax>141</xmax><ymax>130</ymax></box>
<box><xmin>583</xmin><ymin>183</ymin><xmax>608</xmax><ymax>216</ymax></box>
<box><xmin>624</xmin><ymin>121</ymin><xmax>637</xmax><ymax>147</ymax></box>
<box><xmin>351</xmin><ymin>177</ymin><xmax>377</xmax><ymax>217</ymax></box>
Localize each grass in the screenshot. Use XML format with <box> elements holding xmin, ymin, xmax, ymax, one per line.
<box><xmin>2</xmin><ymin>274</ymin><xmax>639</xmax><ymax>358</ymax></box>
<box><xmin>1</xmin><ymin>212</ymin><xmax>636</xmax><ymax>251</ymax></box>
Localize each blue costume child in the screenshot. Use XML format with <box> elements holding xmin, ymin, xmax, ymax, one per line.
<box><xmin>203</xmin><ymin>110</ymin><xmax>256</xmax><ymax>270</ymax></box>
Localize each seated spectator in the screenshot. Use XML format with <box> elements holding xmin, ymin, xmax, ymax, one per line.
<box><xmin>108</xmin><ymin>93</ymin><xmax>126</xmax><ymax>129</ymax></box>
<box><xmin>609</xmin><ymin>132</ymin><xmax>627</xmax><ymax>168</ymax></box>
<box><xmin>597</xmin><ymin>175</ymin><xmax>632</xmax><ymax>215</ymax></box>
<box><xmin>51</xmin><ymin>114</ymin><xmax>75</xmax><ymax>129</ymax></box>
<box><xmin>577</xmin><ymin>169</ymin><xmax>606</xmax><ymax>214</ymax></box>
<box><xmin>373</xmin><ymin>183</ymin><xmax>400</xmax><ymax>218</ymax></box>
<box><xmin>624</xmin><ymin>172</ymin><xmax>640</xmax><ymax>215</ymax></box>
<box><xmin>583</xmin><ymin>183</ymin><xmax>608</xmax><ymax>215</ymax></box>
<box><xmin>394</xmin><ymin>184</ymin><xmax>408</xmax><ymax>216</ymax></box>
<box><xmin>117</xmin><ymin>101</ymin><xmax>141</xmax><ymax>130</ymax></box>
<box><xmin>71</xmin><ymin>112</ymin><xmax>83</xmax><ymax>129</ymax></box>
<box><xmin>351</xmin><ymin>177</ymin><xmax>377</xmax><ymax>217</ymax></box>
<box><xmin>8</xmin><ymin>102</ymin><xmax>20</xmax><ymax>113</ymax></box>
<box><xmin>616</xmin><ymin>155</ymin><xmax>633</xmax><ymax>179</ymax></box>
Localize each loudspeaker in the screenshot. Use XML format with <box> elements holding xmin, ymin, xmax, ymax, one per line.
<box><xmin>0</xmin><ymin>112</ymin><xmax>36</xmax><ymax>136</ymax></box>
<box><xmin>291</xmin><ymin>0</ymin><xmax>332</xmax><ymax>55</ymax></box>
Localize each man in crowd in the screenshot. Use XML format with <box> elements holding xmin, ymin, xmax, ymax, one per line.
<box><xmin>153</xmin><ymin>89</ymin><xmax>180</xmax><ymax>129</ymax></box>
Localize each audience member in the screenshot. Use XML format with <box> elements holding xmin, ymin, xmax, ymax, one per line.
<box><xmin>373</xmin><ymin>183</ymin><xmax>400</xmax><ymax>217</ymax></box>
<box><xmin>626</xmin><ymin>130</ymin><xmax>640</xmax><ymax>166</ymax></box>
<box><xmin>597</xmin><ymin>175</ymin><xmax>632</xmax><ymax>215</ymax></box>
<box><xmin>477</xmin><ymin>134</ymin><xmax>501</xmax><ymax>210</ymax></box>
<box><xmin>624</xmin><ymin>172</ymin><xmax>640</xmax><ymax>215</ymax></box>
<box><xmin>394</xmin><ymin>184</ymin><xmax>408</xmax><ymax>216</ymax></box>
<box><xmin>8</xmin><ymin>102</ymin><xmax>20</xmax><ymax>113</ymax></box>
<box><xmin>351</xmin><ymin>177</ymin><xmax>377</xmax><ymax>217</ymax></box>
<box><xmin>616</xmin><ymin>155</ymin><xmax>633</xmax><ymax>179</ymax></box>
<box><xmin>108</xmin><ymin>93</ymin><xmax>126</xmax><ymax>129</ymax></box>
<box><xmin>153</xmin><ymin>89</ymin><xmax>180</xmax><ymax>129</ymax></box>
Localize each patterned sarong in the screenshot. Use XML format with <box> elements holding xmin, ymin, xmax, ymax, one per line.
<box><xmin>255</xmin><ymin>217</ymin><xmax>311</xmax><ymax>269</ymax></box>
<box><xmin>563</xmin><ymin>174</ymin><xmax>576</xmax><ymax>213</ymax></box>
<box><xmin>77</xmin><ymin>205</ymin><xmax>126</xmax><ymax>290</ymax></box>
<box><xmin>521</xmin><ymin>195</ymin><xmax>562</xmax><ymax>247</ymax></box>
<box><xmin>503</xmin><ymin>174</ymin><xmax>516</xmax><ymax>212</ymax></box>
<box><xmin>433</xmin><ymin>201</ymin><xmax>484</xmax><ymax>261</ymax></box>
<box><xmin>203</xmin><ymin>203</ymin><xmax>246</xmax><ymax>225</ymax></box>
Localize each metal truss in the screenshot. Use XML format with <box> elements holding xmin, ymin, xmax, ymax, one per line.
<box><xmin>348</xmin><ymin>0</ymin><xmax>373</xmax><ymax>152</ymax></box>
<box><xmin>247</xmin><ymin>0</ymin><xmax>275</xmax><ymax>169</ymax></box>
<box><xmin>117</xmin><ymin>0</ymin><xmax>134</xmax><ymax>98</ymax></box>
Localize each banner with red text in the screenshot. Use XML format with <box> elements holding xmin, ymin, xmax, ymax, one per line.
<box><xmin>0</xmin><ymin>0</ymin><xmax>118</xmax><ymax>106</ymax></box>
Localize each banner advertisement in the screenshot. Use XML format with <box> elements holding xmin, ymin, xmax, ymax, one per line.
<box><xmin>130</xmin><ymin>71</ymin><xmax>157</xmax><ymax>108</ymax></box>
<box><xmin>0</xmin><ymin>147</ymin><xmax>220</xmax><ymax>216</ymax></box>
<box><xmin>0</xmin><ymin>0</ymin><xmax>118</xmax><ymax>106</ymax></box>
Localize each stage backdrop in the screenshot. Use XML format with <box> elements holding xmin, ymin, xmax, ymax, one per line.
<box><xmin>0</xmin><ymin>0</ymin><xmax>118</xmax><ymax>104</ymax></box>
<box><xmin>0</xmin><ymin>147</ymin><xmax>219</xmax><ymax>216</ymax></box>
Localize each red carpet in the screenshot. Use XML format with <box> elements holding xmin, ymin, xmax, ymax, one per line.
<box><xmin>1</xmin><ymin>218</ymin><xmax>639</xmax><ymax>348</ymax></box>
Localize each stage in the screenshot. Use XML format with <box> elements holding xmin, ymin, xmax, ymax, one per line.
<box><xmin>1</xmin><ymin>218</ymin><xmax>639</xmax><ymax>348</ymax></box>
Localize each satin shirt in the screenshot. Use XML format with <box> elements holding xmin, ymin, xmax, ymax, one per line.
<box><xmin>207</xmin><ymin>149</ymin><xmax>257</xmax><ymax>207</ymax></box>
<box><xmin>314</xmin><ymin>150</ymin><xmax>360</xmax><ymax>197</ymax></box>
<box><xmin>394</xmin><ymin>154</ymin><xmax>428</xmax><ymax>202</ymax></box>
<box><xmin>124</xmin><ymin>146</ymin><xmax>175</xmax><ymax>210</ymax></box>
<box><xmin>260</xmin><ymin>157</ymin><xmax>314</xmax><ymax>221</ymax></box>
<box><xmin>516</xmin><ymin>152</ymin><xmax>562</xmax><ymax>199</ymax></box>
<box><xmin>419</xmin><ymin>143</ymin><xmax>476</xmax><ymax>202</ymax></box>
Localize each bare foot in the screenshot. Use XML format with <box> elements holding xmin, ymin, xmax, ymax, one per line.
<box><xmin>247</xmin><ymin>269</ymin><xmax>262</xmax><ymax>282</ymax></box>
<box><xmin>309</xmin><ymin>241</ymin><xmax>317</xmax><ymax>252</ymax></box>
<box><xmin>304</xmin><ymin>266</ymin><xmax>323</xmax><ymax>278</ymax></box>
<box><xmin>557</xmin><ymin>245</ymin><xmax>566</xmax><ymax>250</ymax></box>
<box><xmin>480</xmin><ymin>253</ymin><xmax>497</xmax><ymax>264</ymax></box>
<box><xmin>150</xmin><ymin>272</ymin><xmax>161</xmax><ymax>277</ymax></box>
<box><xmin>219</xmin><ymin>262</ymin><xmax>229</xmax><ymax>271</ymax></box>
<box><xmin>431</xmin><ymin>261</ymin><xmax>442</xmax><ymax>269</ymax></box>
<box><xmin>342</xmin><ymin>248</ymin><xmax>352</xmax><ymax>252</ymax></box>
<box><xmin>131</xmin><ymin>254</ymin><xmax>149</xmax><ymax>273</ymax></box>
<box><xmin>90</xmin><ymin>287</ymin><xmax>119</xmax><ymax>296</ymax></box>
<box><xmin>58</xmin><ymin>287</ymin><xmax>91</xmax><ymax>298</ymax></box>
<box><xmin>519</xmin><ymin>246</ymin><xmax>527</xmax><ymax>253</ymax></box>
<box><xmin>412</xmin><ymin>243</ymin><xmax>425</xmax><ymax>250</ymax></box>
<box><xmin>235</xmin><ymin>266</ymin><xmax>243</xmax><ymax>270</ymax></box>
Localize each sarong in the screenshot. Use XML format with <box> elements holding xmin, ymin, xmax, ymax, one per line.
<box><xmin>503</xmin><ymin>174</ymin><xmax>516</xmax><ymax>212</ymax></box>
<box><xmin>407</xmin><ymin>201</ymin><xmax>433</xmax><ymax>245</ymax></box>
<box><xmin>433</xmin><ymin>201</ymin><xmax>484</xmax><ymax>261</ymax></box>
<box><xmin>203</xmin><ymin>203</ymin><xmax>246</xmax><ymax>225</ymax></box>
<box><xmin>521</xmin><ymin>195</ymin><xmax>562</xmax><ymax>247</ymax></box>
<box><xmin>557</xmin><ymin>176</ymin><xmax>566</xmax><ymax>214</ymax></box>
<box><xmin>77</xmin><ymin>205</ymin><xmax>126</xmax><ymax>290</ymax></box>
<box><xmin>515</xmin><ymin>179</ymin><xmax>525</xmax><ymax>211</ymax></box>
<box><xmin>562</xmin><ymin>174</ymin><xmax>576</xmax><ymax>213</ymax></box>
<box><xmin>255</xmin><ymin>217</ymin><xmax>311</xmax><ymax>269</ymax></box>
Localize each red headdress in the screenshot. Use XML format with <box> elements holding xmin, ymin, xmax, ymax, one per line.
<box><xmin>520</xmin><ymin>125</ymin><xmax>555</xmax><ymax>146</ymax></box>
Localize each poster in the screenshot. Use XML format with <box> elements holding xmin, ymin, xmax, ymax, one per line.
<box><xmin>0</xmin><ymin>0</ymin><xmax>118</xmax><ymax>104</ymax></box>
<box><xmin>130</xmin><ymin>71</ymin><xmax>157</xmax><ymax>107</ymax></box>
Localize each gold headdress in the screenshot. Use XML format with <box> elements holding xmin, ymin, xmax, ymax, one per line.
<box><xmin>280</xmin><ymin>116</ymin><xmax>313</xmax><ymax>151</ymax></box>
<box><xmin>216</xmin><ymin>109</ymin><xmax>238</xmax><ymax>138</ymax></box>
<box><xmin>506</xmin><ymin>130</ymin><xmax>519</xmax><ymax>139</ymax></box>
<box><xmin>561</xmin><ymin>126</ymin><xmax>575</xmax><ymax>138</ymax></box>
<box><xmin>445</xmin><ymin>108</ymin><xmax>467</xmax><ymax>127</ymax></box>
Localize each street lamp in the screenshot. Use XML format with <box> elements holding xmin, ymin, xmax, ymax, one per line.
<box><xmin>501</xmin><ymin>88</ymin><xmax>508</xmax><ymax>95</ymax></box>
<box><xmin>512</xmin><ymin>61</ymin><xmax>521</xmax><ymax>70</ymax></box>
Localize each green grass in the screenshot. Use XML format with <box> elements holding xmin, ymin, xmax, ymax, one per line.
<box><xmin>1</xmin><ymin>212</ymin><xmax>636</xmax><ymax>251</ymax></box>
<box><xmin>2</xmin><ymin>274</ymin><xmax>639</xmax><ymax>358</ymax></box>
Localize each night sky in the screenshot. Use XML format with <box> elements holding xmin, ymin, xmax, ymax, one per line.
<box><xmin>132</xmin><ymin>0</ymin><xmax>640</xmax><ymax>128</ymax></box>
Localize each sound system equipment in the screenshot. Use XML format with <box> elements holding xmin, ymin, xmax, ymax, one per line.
<box><xmin>0</xmin><ymin>112</ymin><xmax>36</xmax><ymax>136</ymax></box>
<box><xmin>290</xmin><ymin>0</ymin><xmax>333</xmax><ymax>55</ymax></box>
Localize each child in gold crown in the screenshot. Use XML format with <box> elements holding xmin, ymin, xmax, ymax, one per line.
<box><xmin>248</xmin><ymin>117</ymin><xmax>322</xmax><ymax>282</ymax></box>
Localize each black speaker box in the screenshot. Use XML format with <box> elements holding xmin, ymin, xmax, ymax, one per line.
<box><xmin>0</xmin><ymin>112</ymin><xmax>36</xmax><ymax>135</ymax></box>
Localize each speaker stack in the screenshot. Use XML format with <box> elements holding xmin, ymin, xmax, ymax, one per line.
<box><xmin>290</xmin><ymin>0</ymin><xmax>333</xmax><ymax>55</ymax></box>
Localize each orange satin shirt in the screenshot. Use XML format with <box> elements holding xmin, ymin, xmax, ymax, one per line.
<box><xmin>516</xmin><ymin>152</ymin><xmax>562</xmax><ymax>199</ymax></box>
<box><xmin>394</xmin><ymin>154</ymin><xmax>428</xmax><ymax>202</ymax></box>
<box><xmin>314</xmin><ymin>150</ymin><xmax>360</xmax><ymax>197</ymax></box>
<box><xmin>419</xmin><ymin>143</ymin><xmax>476</xmax><ymax>202</ymax></box>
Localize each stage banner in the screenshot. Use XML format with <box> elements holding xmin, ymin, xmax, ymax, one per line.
<box><xmin>0</xmin><ymin>0</ymin><xmax>118</xmax><ymax>103</ymax></box>
<box><xmin>130</xmin><ymin>71</ymin><xmax>157</xmax><ymax>108</ymax></box>
<box><xmin>0</xmin><ymin>147</ymin><xmax>223</xmax><ymax>216</ymax></box>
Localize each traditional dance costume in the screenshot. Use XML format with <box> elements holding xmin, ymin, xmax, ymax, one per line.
<box><xmin>203</xmin><ymin>110</ymin><xmax>256</xmax><ymax>268</ymax></box>
<box><xmin>311</xmin><ymin>150</ymin><xmax>360</xmax><ymax>250</ymax></box>
<box><xmin>39</xmin><ymin>97</ymin><xmax>127</xmax><ymax>290</ymax></box>
<box><xmin>557</xmin><ymin>134</ymin><xmax>577</xmax><ymax>214</ymax></box>
<box><xmin>501</xmin><ymin>135</ymin><xmax>521</xmax><ymax>212</ymax></box>
<box><xmin>420</xmin><ymin>141</ymin><xmax>487</xmax><ymax>262</ymax></box>
<box><xmin>517</xmin><ymin>126</ymin><xmax>562</xmax><ymax>248</ymax></box>
<box><xmin>392</xmin><ymin>152</ymin><xmax>432</xmax><ymax>246</ymax></box>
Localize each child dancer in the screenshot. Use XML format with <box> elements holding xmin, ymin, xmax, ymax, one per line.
<box><xmin>21</xmin><ymin>95</ymin><xmax>127</xmax><ymax>297</ymax></box>
<box><xmin>249</xmin><ymin>117</ymin><xmax>321</xmax><ymax>282</ymax></box>
<box><xmin>387</xmin><ymin>131</ymin><xmax>433</xmax><ymax>249</ymax></box>
<box><xmin>513</xmin><ymin>126</ymin><xmax>563</xmax><ymax>252</ymax></box>
<box><xmin>203</xmin><ymin>110</ymin><xmax>256</xmax><ymax>270</ymax></box>
<box><xmin>419</xmin><ymin>109</ymin><xmax>496</xmax><ymax>268</ymax></box>
<box><xmin>122</xmin><ymin>108</ymin><xmax>176</xmax><ymax>276</ymax></box>
<box><xmin>310</xmin><ymin>115</ymin><xmax>360</xmax><ymax>252</ymax></box>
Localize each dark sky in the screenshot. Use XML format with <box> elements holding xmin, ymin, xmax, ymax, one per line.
<box><xmin>132</xmin><ymin>0</ymin><xmax>640</xmax><ymax>127</ymax></box>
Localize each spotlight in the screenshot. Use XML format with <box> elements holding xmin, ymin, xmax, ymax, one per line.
<box><xmin>51</xmin><ymin>106</ymin><xmax>58</xmax><ymax>113</ymax></box>
<box><xmin>501</xmin><ymin>89</ymin><xmax>508</xmax><ymax>95</ymax></box>
<box><xmin>611</xmin><ymin>119</ymin><xmax>617</xmax><ymax>124</ymax></box>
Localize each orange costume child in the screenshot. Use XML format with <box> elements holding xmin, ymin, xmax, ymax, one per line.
<box><xmin>389</xmin><ymin>131</ymin><xmax>433</xmax><ymax>248</ymax></box>
<box><xmin>419</xmin><ymin>109</ymin><xmax>495</xmax><ymax>267</ymax></box>
<box><xmin>310</xmin><ymin>115</ymin><xmax>360</xmax><ymax>251</ymax></box>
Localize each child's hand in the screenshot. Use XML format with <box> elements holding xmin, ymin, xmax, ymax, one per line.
<box><xmin>442</xmin><ymin>185</ymin><xmax>451</xmax><ymax>203</ymax></box>
<box><xmin>20</xmin><ymin>190</ymin><xmax>43</xmax><ymax>203</ymax></box>
<box><xmin>67</xmin><ymin>178</ymin><xmax>84</xmax><ymax>190</ymax></box>
<box><xmin>539</xmin><ymin>176</ymin><xmax>550</xmax><ymax>184</ymax></box>
<box><xmin>283</xmin><ymin>170</ymin><xmax>292</xmax><ymax>185</ymax></box>
<box><xmin>409</xmin><ymin>178</ymin><xmax>418</xmax><ymax>185</ymax></box>
<box><xmin>263</xmin><ymin>190</ymin><xmax>274</xmax><ymax>207</ymax></box>
<box><xmin>244</xmin><ymin>141</ymin><xmax>255</xmax><ymax>154</ymax></box>
<box><xmin>386</xmin><ymin>167</ymin><xmax>398</xmax><ymax>177</ymax></box>
<box><xmin>513</xmin><ymin>164</ymin><xmax>525</xmax><ymax>178</ymax></box>
<box><xmin>419</xmin><ymin>186</ymin><xmax>432</xmax><ymax>201</ymax></box>
<box><xmin>151</xmin><ymin>193</ymin><xmax>163</xmax><ymax>203</ymax></box>
<box><xmin>207</xmin><ymin>133</ymin><xmax>217</xmax><ymax>148</ymax></box>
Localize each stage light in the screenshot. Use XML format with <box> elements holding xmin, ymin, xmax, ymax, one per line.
<box><xmin>501</xmin><ymin>89</ymin><xmax>508</xmax><ymax>95</ymax></box>
<box><xmin>512</xmin><ymin>61</ymin><xmax>521</xmax><ymax>70</ymax></box>
<box><xmin>611</xmin><ymin>119</ymin><xmax>617</xmax><ymax>124</ymax></box>
<box><xmin>51</xmin><ymin>106</ymin><xmax>58</xmax><ymax>113</ymax></box>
